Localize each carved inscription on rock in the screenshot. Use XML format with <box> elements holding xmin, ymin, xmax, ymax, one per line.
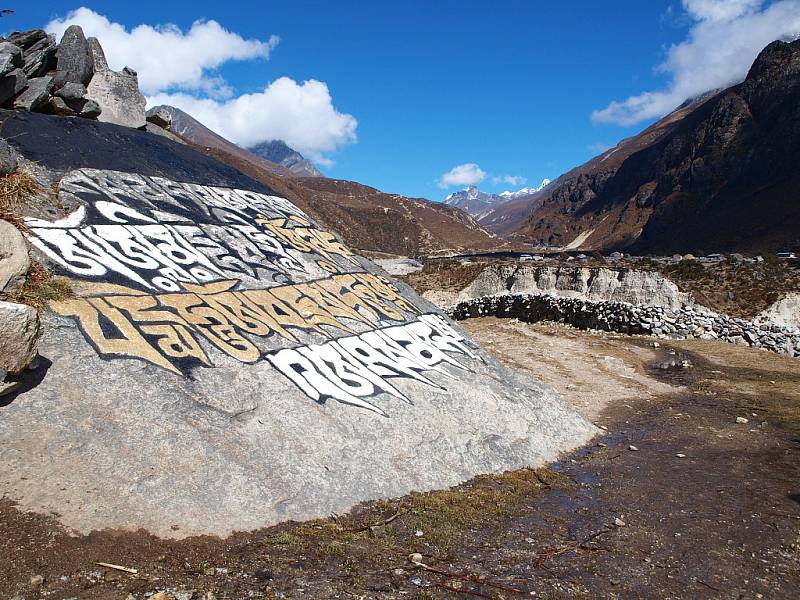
<box><xmin>27</xmin><ymin>169</ymin><xmax>482</xmax><ymax>414</ymax></box>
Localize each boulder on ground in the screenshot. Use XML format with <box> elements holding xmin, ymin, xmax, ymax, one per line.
<box><xmin>12</xmin><ymin>75</ymin><xmax>53</xmax><ymax>111</ymax></box>
<box><xmin>80</xmin><ymin>99</ymin><xmax>101</xmax><ymax>119</ymax></box>
<box><xmin>54</xmin><ymin>25</ymin><xmax>93</xmax><ymax>86</ymax></box>
<box><xmin>0</xmin><ymin>301</ymin><xmax>40</xmax><ymax>374</ymax></box>
<box><xmin>0</xmin><ymin>110</ymin><xmax>594</xmax><ymax>538</ymax></box>
<box><xmin>143</xmin><ymin>121</ymin><xmax>185</xmax><ymax>144</ymax></box>
<box><xmin>0</xmin><ymin>137</ymin><xmax>17</xmax><ymax>174</ymax></box>
<box><xmin>0</xmin><ymin>219</ymin><xmax>29</xmax><ymax>294</ymax></box>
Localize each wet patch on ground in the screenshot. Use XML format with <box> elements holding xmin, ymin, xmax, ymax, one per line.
<box><xmin>2</xmin><ymin>321</ymin><xmax>799</xmax><ymax>599</ymax></box>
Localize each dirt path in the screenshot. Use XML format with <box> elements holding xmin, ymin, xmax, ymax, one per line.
<box><xmin>2</xmin><ymin>320</ymin><xmax>799</xmax><ymax>599</ymax></box>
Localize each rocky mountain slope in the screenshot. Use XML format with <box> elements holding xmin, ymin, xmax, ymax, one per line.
<box><xmin>194</xmin><ymin>141</ymin><xmax>502</xmax><ymax>256</ymax></box>
<box><xmin>248</xmin><ymin>139</ymin><xmax>322</xmax><ymax>177</ymax></box>
<box><xmin>145</xmin><ymin>104</ymin><xmax>294</xmax><ymax>177</ymax></box>
<box><xmin>503</xmin><ymin>40</ymin><xmax>800</xmax><ymax>253</ymax></box>
<box><xmin>149</xmin><ymin>105</ymin><xmax>501</xmax><ymax>256</ymax></box>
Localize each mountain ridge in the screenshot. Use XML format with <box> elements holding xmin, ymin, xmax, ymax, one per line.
<box><xmin>489</xmin><ymin>39</ymin><xmax>800</xmax><ymax>253</ymax></box>
<box><xmin>247</xmin><ymin>139</ymin><xmax>322</xmax><ymax>178</ymax></box>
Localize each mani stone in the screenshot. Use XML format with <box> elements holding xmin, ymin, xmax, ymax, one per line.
<box><xmin>12</xmin><ymin>75</ymin><xmax>53</xmax><ymax>112</ymax></box>
<box><xmin>0</xmin><ymin>68</ymin><xmax>27</xmax><ymax>106</ymax></box>
<box><xmin>0</xmin><ymin>301</ymin><xmax>41</xmax><ymax>374</ymax></box>
<box><xmin>86</xmin><ymin>38</ymin><xmax>146</xmax><ymax>129</ymax></box>
<box><xmin>0</xmin><ymin>138</ymin><xmax>17</xmax><ymax>175</ymax></box>
<box><xmin>0</xmin><ymin>219</ymin><xmax>28</xmax><ymax>294</ymax></box>
<box><xmin>55</xmin><ymin>25</ymin><xmax>94</xmax><ymax>86</ymax></box>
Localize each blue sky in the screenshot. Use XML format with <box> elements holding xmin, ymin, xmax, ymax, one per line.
<box><xmin>10</xmin><ymin>1</ymin><xmax>800</xmax><ymax>200</ymax></box>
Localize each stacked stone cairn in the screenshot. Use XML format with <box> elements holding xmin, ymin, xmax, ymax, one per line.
<box><xmin>0</xmin><ymin>26</ymin><xmax>146</xmax><ymax>127</ymax></box>
<box><xmin>450</xmin><ymin>294</ymin><xmax>800</xmax><ymax>358</ymax></box>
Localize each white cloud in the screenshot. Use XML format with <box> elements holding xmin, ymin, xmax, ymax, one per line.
<box><xmin>683</xmin><ymin>0</ymin><xmax>762</xmax><ymax>21</ymax></box>
<box><xmin>45</xmin><ymin>7</ymin><xmax>278</xmax><ymax>97</ymax></box>
<box><xmin>45</xmin><ymin>8</ymin><xmax>357</xmax><ymax>164</ymax></box>
<box><xmin>148</xmin><ymin>80</ymin><xmax>357</xmax><ymax>166</ymax></box>
<box><xmin>592</xmin><ymin>0</ymin><xmax>800</xmax><ymax>126</ymax></box>
<box><xmin>438</xmin><ymin>163</ymin><xmax>486</xmax><ymax>188</ymax></box>
<box><xmin>492</xmin><ymin>175</ymin><xmax>527</xmax><ymax>186</ymax></box>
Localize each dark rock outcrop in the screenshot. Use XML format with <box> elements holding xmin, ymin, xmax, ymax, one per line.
<box><xmin>0</xmin><ymin>26</ymin><xmax>152</xmax><ymax>125</ymax></box>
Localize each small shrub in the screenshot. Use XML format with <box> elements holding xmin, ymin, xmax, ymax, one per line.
<box><xmin>10</xmin><ymin>260</ymin><xmax>73</xmax><ymax>310</ymax></box>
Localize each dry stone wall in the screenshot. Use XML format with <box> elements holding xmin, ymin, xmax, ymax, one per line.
<box><xmin>450</xmin><ymin>294</ymin><xmax>800</xmax><ymax>357</ymax></box>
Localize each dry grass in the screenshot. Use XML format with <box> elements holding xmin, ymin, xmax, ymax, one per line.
<box><xmin>9</xmin><ymin>260</ymin><xmax>73</xmax><ymax>310</ymax></box>
<box><xmin>0</xmin><ymin>170</ymin><xmax>73</xmax><ymax>309</ymax></box>
<box><xmin>0</xmin><ymin>169</ymin><xmax>40</xmax><ymax>232</ymax></box>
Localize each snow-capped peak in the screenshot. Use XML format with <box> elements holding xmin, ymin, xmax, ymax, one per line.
<box><xmin>499</xmin><ymin>178</ymin><xmax>551</xmax><ymax>199</ymax></box>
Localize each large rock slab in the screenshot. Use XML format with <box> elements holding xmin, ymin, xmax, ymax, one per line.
<box><xmin>0</xmin><ymin>112</ymin><xmax>594</xmax><ymax>537</ymax></box>
<box><xmin>85</xmin><ymin>37</ymin><xmax>145</xmax><ymax>128</ymax></box>
<box><xmin>0</xmin><ymin>219</ymin><xmax>29</xmax><ymax>293</ymax></box>
<box><xmin>7</xmin><ymin>30</ymin><xmax>47</xmax><ymax>50</ymax></box>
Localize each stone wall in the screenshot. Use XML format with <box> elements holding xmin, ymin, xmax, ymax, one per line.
<box><xmin>450</xmin><ymin>294</ymin><xmax>800</xmax><ymax>358</ymax></box>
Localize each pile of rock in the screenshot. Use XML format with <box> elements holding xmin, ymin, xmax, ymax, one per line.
<box><xmin>450</xmin><ymin>294</ymin><xmax>800</xmax><ymax>358</ymax></box>
<box><xmin>0</xmin><ymin>26</ymin><xmax>146</xmax><ymax>127</ymax></box>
